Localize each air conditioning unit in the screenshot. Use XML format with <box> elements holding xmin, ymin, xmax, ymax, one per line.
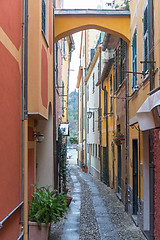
<box><xmin>102</xmin><ymin>49</ymin><xmax>115</xmax><ymax>63</ymax></box>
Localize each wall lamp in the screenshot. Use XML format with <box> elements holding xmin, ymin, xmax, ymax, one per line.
<box><xmin>87</xmin><ymin>107</ymin><xmax>98</xmax><ymax>119</ymax></box>
<box><xmin>33</xmin><ymin>132</ymin><xmax>44</xmax><ymax>143</ymax></box>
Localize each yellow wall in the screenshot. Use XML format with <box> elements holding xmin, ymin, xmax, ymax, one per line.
<box><xmin>28</xmin><ymin>0</ymin><xmax>53</xmax><ymax>119</ymax></box>
<box><xmin>54</xmin><ymin>10</ymin><xmax>130</xmax><ymax>43</ymax></box>
<box><xmin>62</xmin><ymin>37</ymin><xmax>71</xmax><ymax>123</ymax></box>
<box><xmin>101</xmin><ymin>66</ymin><xmax>118</xmax><ymax>187</ymax></box>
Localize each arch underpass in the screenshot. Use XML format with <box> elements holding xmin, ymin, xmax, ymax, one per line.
<box><xmin>54</xmin><ymin>9</ymin><xmax>130</xmax><ymax>43</ymax></box>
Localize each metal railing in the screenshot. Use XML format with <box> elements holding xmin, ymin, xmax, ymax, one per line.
<box><xmin>0</xmin><ymin>201</ymin><xmax>24</xmax><ymax>230</ymax></box>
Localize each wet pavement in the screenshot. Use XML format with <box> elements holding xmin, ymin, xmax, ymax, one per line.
<box><xmin>49</xmin><ymin>151</ymin><xmax>146</xmax><ymax>240</ymax></box>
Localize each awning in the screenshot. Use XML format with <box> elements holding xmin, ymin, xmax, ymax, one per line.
<box><xmin>136</xmin><ymin>90</ymin><xmax>160</xmax><ymax>131</ymax></box>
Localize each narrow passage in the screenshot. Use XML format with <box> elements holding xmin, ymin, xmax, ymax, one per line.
<box><xmin>49</xmin><ymin>165</ymin><xmax>146</xmax><ymax>240</ymax></box>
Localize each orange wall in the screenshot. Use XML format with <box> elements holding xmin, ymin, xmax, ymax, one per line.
<box><xmin>0</xmin><ymin>0</ymin><xmax>22</xmax><ymax>239</ymax></box>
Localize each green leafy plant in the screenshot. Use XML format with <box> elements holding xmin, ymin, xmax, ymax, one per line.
<box><xmin>28</xmin><ymin>185</ymin><xmax>67</xmax><ymax>230</ymax></box>
<box><xmin>124</xmin><ymin>1</ymin><xmax>129</xmax><ymax>10</ymax></box>
<box><xmin>82</xmin><ymin>163</ymin><xmax>87</xmax><ymax>168</ymax></box>
<box><xmin>57</xmin><ymin>127</ymin><xmax>69</xmax><ymax>192</ymax></box>
<box><xmin>69</xmin><ymin>136</ymin><xmax>78</xmax><ymax>145</ymax></box>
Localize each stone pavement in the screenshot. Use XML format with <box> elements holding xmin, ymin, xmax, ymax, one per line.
<box><xmin>49</xmin><ymin>164</ymin><xmax>146</xmax><ymax>240</ymax></box>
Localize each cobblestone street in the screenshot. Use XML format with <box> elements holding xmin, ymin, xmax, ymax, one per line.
<box><xmin>49</xmin><ymin>158</ymin><xmax>146</xmax><ymax>240</ymax></box>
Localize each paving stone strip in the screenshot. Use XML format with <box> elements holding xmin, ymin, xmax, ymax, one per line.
<box><xmin>75</xmin><ymin>167</ymin><xmax>120</xmax><ymax>240</ymax></box>
<box><xmin>61</xmin><ymin>172</ymin><xmax>81</xmax><ymax>240</ymax></box>
<box><xmin>49</xmin><ymin>165</ymin><xmax>146</xmax><ymax>240</ymax></box>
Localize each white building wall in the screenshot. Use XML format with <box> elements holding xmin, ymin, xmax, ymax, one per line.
<box><xmin>86</xmin><ymin>55</ymin><xmax>100</xmax><ymax>179</ymax></box>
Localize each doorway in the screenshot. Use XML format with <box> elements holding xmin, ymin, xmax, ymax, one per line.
<box><xmin>132</xmin><ymin>139</ymin><xmax>138</xmax><ymax>216</ymax></box>
<box><xmin>118</xmin><ymin>145</ymin><xmax>121</xmax><ymax>195</ymax></box>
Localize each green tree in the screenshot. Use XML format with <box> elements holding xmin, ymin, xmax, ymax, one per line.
<box><xmin>68</xmin><ymin>90</ymin><xmax>78</xmax><ymax>146</ymax></box>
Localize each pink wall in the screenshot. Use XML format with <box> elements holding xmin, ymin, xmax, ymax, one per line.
<box><xmin>0</xmin><ymin>33</ymin><xmax>21</xmax><ymax>240</ymax></box>
<box><xmin>154</xmin><ymin>128</ymin><xmax>160</xmax><ymax>239</ymax></box>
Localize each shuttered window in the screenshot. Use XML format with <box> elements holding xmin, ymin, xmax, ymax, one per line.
<box><xmin>132</xmin><ymin>30</ymin><xmax>137</xmax><ymax>90</ymax></box>
<box><xmin>92</xmin><ymin>112</ymin><xmax>95</xmax><ymax>132</ymax></box>
<box><xmin>143</xmin><ymin>5</ymin><xmax>149</xmax><ymax>72</ymax></box>
<box><xmin>119</xmin><ymin>39</ymin><xmax>126</xmax><ymax>85</ymax></box>
<box><xmin>42</xmin><ymin>0</ymin><xmax>46</xmax><ymax>36</ymax></box>
<box><xmin>56</xmin><ymin>42</ymin><xmax>58</xmax><ymax>86</ymax></box>
<box><xmin>114</xmin><ymin>51</ymin><xmax>118</xmax><ymax>92</ymax></box>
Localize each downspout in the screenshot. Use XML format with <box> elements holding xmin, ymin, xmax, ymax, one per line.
<box><xmin>125</xmin><ymin>43</ymin><xmax>129</xmax><ymax>212</ymax></box>
<box><xmin>53</xmin><ymin>8</ymin><xmax>58</xmax><ymax>190</ymax></box>
<box><xmin>81</xmin><ymin>68</ymin><xmax>84</xmax><ymax>166</ymax></box>
<box><xmin>22</xmin><ymin>0</ymin><xmax>28</xmax><ymax>239</ymax></box>
<box><xmin>98</xmin><ymin>47</ymin><xmax>102</xmax><ymax>181</ymax></box>
<box><xmin>85</xmin><ymin>30</ymin><xmax>87</xmax><ymax>166</ymax></box>
<box><xmin>106</xmin><ymin>89</ymin><xmax>109</xmax><ymax>186</ymax></box>
<box><xmin>148</xmin><ymin>0</ymin><xmax>155</xmax><ymax>238</ymax></box>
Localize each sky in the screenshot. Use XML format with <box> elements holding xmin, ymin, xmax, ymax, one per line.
<box><xmin>63</xmin><ymin>0</ymin><xmax>100</xmax><ymax>93</ymax></box>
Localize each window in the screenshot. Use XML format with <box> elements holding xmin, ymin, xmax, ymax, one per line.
<box><xmin>92</xmin><ymin>73</ymin><xmax>95</xmax><ymax>93</ymax></box>
<box><xmin>119</xmin><ymin>39</ymin><xmax>126</xmax><ymax>85</ymax></box>
<box><xmin>104</xmin><ymin>87</ymin><xmax>107</xmax><ymax>116</ymax></box>
<box><xmin>93</xmin><ymin>144</ymin><xmax>94</xmax><ymax>156</ymax></box>
<box><xmin>53</xmin><ymin>0</ymin><xmax>56</xmax><ymax>8</ymax></box>
<box><xmin>86</xmin><ymin>85</ymin><xmax>89</xmax><ymax>102</ymax></box>
<box><xmin>42</xmin><ymin>0</ymin><xmax>46</xmax><ymax>36</ymax></box>
<box><xmin>110</xmin><ymin>75</ymin><xmax>113</xmax><ymax>113</ymax></box>
<box><xmin>92</xmin><ymin>111</ymin><xmax>95</xmax><ymax>132</ymax></box>
<box><xmin>132</xmin><ymin>30</ymin><xmax>137</xmax><ymax>90</ymax></box>
<box><xmin>95</xmin><ymin>144</ymin><xmax>97</xmax><ymax>157</ymax></box>
<box><xmin>62</xmin><ymin>38</ymin><xmax>65</xmax><ymax>58</ymax></box>
<box><xmin>114</xmin><ymin>51</ymin><xmax>118</xmax><ymax>92</ymax></box>
<box><xmin>87</xmin><ymin>117</ymin><xmax>89</xmax><ymax>134</ymax></box>
<box><xmin>143</xmin><ymin>4</ymin><xmax>149</xmax><ymax>72</ymax></box>
<box><xmin>56</xmin><ymin>42</ymin><xmax>58</xmax><ymax>86</ymax></box>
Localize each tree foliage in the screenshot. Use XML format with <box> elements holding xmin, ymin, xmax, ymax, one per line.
<box><xmin>68</xmin><ymin>90</ymin><xmax>78</xmax><ymax>145</ymax></box>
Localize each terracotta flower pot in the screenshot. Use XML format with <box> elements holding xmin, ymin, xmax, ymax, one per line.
<box><xmin>29</xmin><ymin>221</ymin><xmax>50</xmax><ymax>240</ymax></box>
<box><xmin>118</xmin><ymin>135</ymin><xmax>125</xmax><ymax>141</ymax></box>
<box><xmin>82</xmin><ymin>166</ymin><xmax>88</xmax><ymax>173</ymax></box>
<box><xmin>66</xmin><ymin>196</ymin><xmax>72</xmax><ymax>207</ymax></box>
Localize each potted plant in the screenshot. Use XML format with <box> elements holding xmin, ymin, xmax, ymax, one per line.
<box><xmin>117</xmin><ymin>131</ymin><xmax>125</xmax><ymax>141</ymax></box>
<box><xmin>82</xmin><ymin>163</ymin><xmax>88</xmax><ymax>173</ymax></box>
<box><xmin>63</xmin><ymin>188</ymin><xmax>72</xmax><ymax>208</ymax></box>
<box><xmin>113</xmin><ymin>131</ymin><xmax>125</xmax><ymax>145</ymax></box>
<box><xmin>28</xmin><ymin>185</ymin><xmax>67</xmax><ymax>240</ymax></box>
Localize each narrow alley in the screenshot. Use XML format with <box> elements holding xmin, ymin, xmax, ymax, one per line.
<box><xmin>49</xmin><ymin>154</ymin><xmax>146</xmax><ymax>240</ymax></box>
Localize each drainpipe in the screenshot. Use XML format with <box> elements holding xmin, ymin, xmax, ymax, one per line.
<box><xmin>148</xmin><ymin>0</ymin><xmax>155</xmax><ymax>238</ymax></box>
<box><xmin>125</xmin><ymin>44</ymin><xmax>129</xmax><ymax>212</ymax></box>
<box><xmin>81</xmin><ymin>68</ymin><xmax>84</xmax><ymax>166</ymax></box>
<box><xmin>85</xmin><ymin>30</ymin><xmax>87</xmax><ymax>166</ymax></box>
<box><xmin>22</xmin><ymin>0</ymin><xmax>28</xmax><ymax>239</ymax></box>
<box><xmin>98</xmin><ymin>47</ymin><xmax>102</xmax><ymax>181</ymax></box>
<box><xmin>53</xmin><ymin>8</ymin><xmax>58</xmax><ymax>190</ymax></box>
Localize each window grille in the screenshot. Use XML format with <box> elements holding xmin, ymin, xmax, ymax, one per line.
<box><xmin>41</xmin><ymin>0</ymin><xmax>46</xmax><ymax>36</ymax></box>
